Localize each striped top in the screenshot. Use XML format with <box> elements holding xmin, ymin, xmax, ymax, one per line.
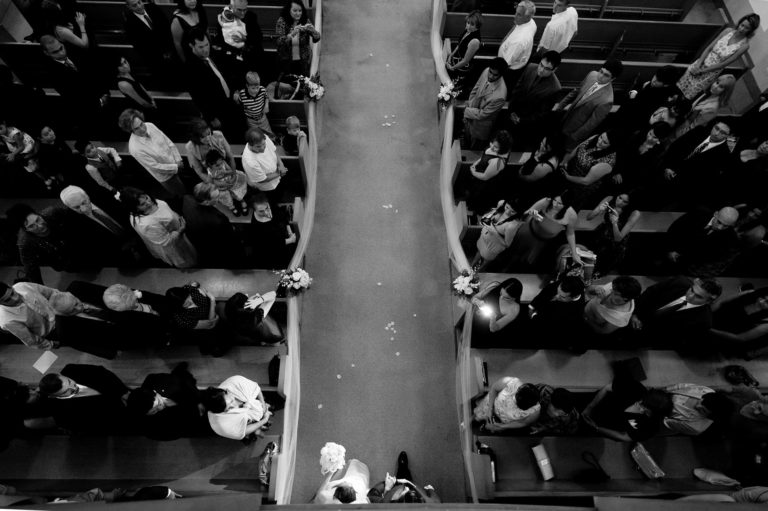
<box><xmin>237</xmin><ymin>87</ymin><xmax>268</xmax><ymax>122</ymax></box>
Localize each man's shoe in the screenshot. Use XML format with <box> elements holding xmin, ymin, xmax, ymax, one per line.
<box><xmin>396</xmin><ymin>451</ymin><xmax>412</xmax><ymax>481</ymax></box>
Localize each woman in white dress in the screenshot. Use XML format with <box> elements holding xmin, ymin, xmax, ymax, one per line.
<box><xmin>202</xmin><ymin>375</ymin><xmax>272</xmax><ymax>440</ymax></box>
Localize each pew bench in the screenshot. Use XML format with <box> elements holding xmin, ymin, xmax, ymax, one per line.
<box><xmin>449</xmin><ymin>0</ymin><xmax>698</xmax><ymax>21</ymax></box>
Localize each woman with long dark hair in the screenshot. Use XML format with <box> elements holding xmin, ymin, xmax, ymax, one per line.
<box><xmin>560</xmin><ymin>131</ymin><xmax>618</xmax><ymax>209</ymax></box>
<box><xmin>470</xmin><ymin>277</ymin><xmax>526</xmax><ymax>346</ymax></box>
<box><xmin>586</xmin><ymin>193</ymin><xmax>641</xmax><ymax>276</ymax></box>
<box><xmin>170</xmin><ymin>0</ymin><xmax>208</xmax><ymax>63</ymax></box>
<box><xmin>275</xmin><ymin>0</ymin><xmax>321</xmax><ymax>76</ymax></box>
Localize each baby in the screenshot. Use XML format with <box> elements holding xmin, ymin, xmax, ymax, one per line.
<box><xmin>281</xmin><ymin>116</ymin><xmax>307</xmax><ymax>156</ymax></box>
<box><xmin>234</xmin><ymin>72</ymin><xmax>274</xmax><ymax>137</ymax></box>
<box><xmin>218</xmin><ymin>6</ymin><xmax>247</xmax><ymax>57</ymax></box>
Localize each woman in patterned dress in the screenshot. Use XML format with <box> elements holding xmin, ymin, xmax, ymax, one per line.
<box><xmin>560</xmin><ymin>131</ymin><xmax>618</xmax><ymax>209</ymax></box>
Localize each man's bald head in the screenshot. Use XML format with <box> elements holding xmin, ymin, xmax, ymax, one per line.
<box><xmin>710</xmin><ymin>207</ymin><xmax>739</xmax><ymax>231</ymax></box>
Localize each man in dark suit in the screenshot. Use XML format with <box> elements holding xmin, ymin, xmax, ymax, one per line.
<box><xmin>630</xmin><ymin>276</ymin><xmax>721</xmax><ymax>352</ymax></box>
<box><xmin>185</xmin><ymin>28</ymin><xmax>243</xmax><ymax>139</ymax></box>
<box><xmin>527</xmin><ymin>275</ymin><xmax>585</xmax><ymax>347</ymax></box>
<box><xmin>38</xmin><ymin>364</ymin><xmax>131</xmax><ymax>433</ymax></box>
<box><xmin>123</xmin><ymin>0</ymin><xmax>176</xmax><ymax>81</ymax></box>
<box><xmin>126</xmin><ymin>363</ymin><xmax>209</xmax><ymax>440</ymax></box>
<box><xmin>665</xmin><ymin>207</ymin><xmax>741</xmax><ymax>277</ymax></box>
<box><xmin>555</xmin><ymin>59</ymin><xmax>622</xmax><ymax>151</ymax></box>
<box><xmin>505</xmin><ymin>50</ymin><xmax>562</xmax><ymax>149</ymax></box>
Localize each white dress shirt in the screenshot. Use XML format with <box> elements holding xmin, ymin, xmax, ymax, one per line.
<box><xmin>242</xmin><ymin>137</ymin><xmax>280</xmax><ymax>191</ymax></box>
<box><xmin>498</xmin><ymin>19</ymin><xmax>537</xmax><ymax>70</ymax></box>
<box><xmin>128</xmin><ymin>122</ymin><xmax>181</xmax><ymax>183</ymax></box>
<box><xmin>538</xmin><ymin>6</ymin><xmax>579</xmax><ymax>53</ymax></box>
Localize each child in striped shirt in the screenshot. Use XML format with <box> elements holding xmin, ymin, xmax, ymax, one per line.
<box><xmin>234</xmin><ymin>72</ymin><xmax>274</xmax><ymax>139</ymax></box>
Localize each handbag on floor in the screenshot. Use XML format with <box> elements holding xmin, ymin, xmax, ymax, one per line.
<box><xmin>630</xmin><ymin>442</ymin><xmax>665</xmax><ymax>479</ymax></box>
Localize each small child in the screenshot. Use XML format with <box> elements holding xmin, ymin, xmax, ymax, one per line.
<box><xmin>281</xmin><ymin>116</ymin><xmax>307</xmax><ymax>156</ymax></box>
<box><xmin>234</xmin><ymin>72</ymin><xmax>274</xmax><ymax>138</ymax></box>
<box><xmin>218</xmin><ymin>6</ymin><xmax>247</xmax><ymax>60</ymax></box>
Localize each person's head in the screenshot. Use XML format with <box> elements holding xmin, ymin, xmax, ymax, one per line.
<box><xmin>538</xmin><ymin>51</ymin><xmax>561</xmax><ymax>78</ymax></box>
<box><xmin>7</xmin><ymin>204</ymin><xmax>44</xmax><ymax>236</ymax></box>
<box><xmin>514</xmin><ymin>0</ymin><xmax>536</xmax><ymax>25</ymax></box>
<box><xmin>499</xmin><ymin>277</ymin><xmax>523</xmax><ymax>303</ymax></box>
<box><xmin>175</xmin><ymin>0</ymin><xmax>198</xmax><ymax>14</ymax></box>
<box><xmin>204</xmin><ymin>150</ymin><xmax>229</xmax><ymax>175</ymax></box>
<box><xmin>709</xmin><ymin>74</ymin><xmax>736</xmax><ymax>106</ymax></box>
<box><xmin>281</xmin><ymin>0</ymin><xmax>308</xmax><ymax>24</ymax></box>
<box><xmin>103</xmin><ymin>284</ymin><xmax>139</xmax><ymax>311</ymax></box>
<box><xmin>119</xmin><ymin>186</ymin><xmax>157</xmax><ymax>216</ymax></box>
<box><xmin>40</xmin><ymin>34</ymin><xmax>66</xmax><ymax>61</ymax></box>
<box><xmin>116</xmin><ymin>55</ymin><xmax>132</xmax><ymax>76</ymax></box>
<box><xmin>0</xmin><ymin>120</ymin><xmax>7</xmax><ymax>137</ymax></box>
<box><xmin>193</xmin><ymin>182</ymin><xmax>221</xmax><ymax>205</ymax></box>
<box><xmin>489</xmin><ymin>130</ymin><xmax>512</xmax><ymax>155</ymax></box>
<box><xmin>736</xmin><ymin>13</ymin><xmax>760</xmax><ymax>38</ymax></box>
<box><xmin>605</xmin><ymin>276</ymin><xmax>642</xmax><ymax>306</ymax></box>
<box><xmin>251</xmin><ymin>193</ymin><xmax>273</xmax><ymax>222</ymax></box>
<box><xmin>220</xmin><ymin>5</ymin><xmax>235</xmax><ymax>22</ymax></box>
<box><xmin>60</xmin><ymin>186</ymin><xmax>92</xmax><ymax>215</ymax></box>
<box><xmin>391</xmin><ymin>487</ymin><xmax>424</xmax><ymax>504</ymax></box>
<box><xmin>515</xmin><ymin>383</ymin><xmax>540</xmax><ymax>411</ymax></box>
<box><xmin>641</xmin><ymin>388</ymin><xmax>673</xmax><ymax>418</ymax></box>
<box><xmin>548</xmin><ymin>191</ymin><xmax>573</xmax><ymax>219</ymax></box>
<box><xmin>246</xmin><ymin>127</ymin><xmax>267</xmax><ymax>152</ymax></box>
<box><xmin>557</xmin><ymin>275</ymin><xmax>585</xmax><ymax>300</ymax></box>
<box><xmin>548</xmin><ymin>388</ymin><xmax>576</xmax><ymax>417</ymax></box>
<box><xmin>74</xmin><ymin>140</ymin><xmax>96</xmax><ymax>158</ymax></box>
<box><xmin>487</xmin><ymin>57</ymin><xmax>507</xmax><ymax>83</ymax></box>
<box><xmin>165</xmin><ymin>286</ymin><xmax>195</xmax><ymax>312</ymax></box>
<box><xmin>646</xmin><ymin>121</ymin><xmax>673</xmax><ymax>146</ymax></box>
<box><xmin>333</xmin><ymin>485</ymin><xmax>356</xmax><ymax>504</ymax></box>
<box><xmin>0</xmin><ymin>282</ymin><xmax>23</xmax><ymax>307</ymax></box>
<box><xmin>650</xmin><ymin>65</ymin><xmax>679</xmax><ymax>88</ymax></box>
<box><xmin>201</xmin><ymin>387</ymin><xmax>227</xmax><ymax>413</ymax></box>
<box><xmin>709</xmin><ymin>120</ymin><xmax>732</xmax><ymax>143</ymax></box>
<box><xmin>598</xmin><ymin>59</ymin><xmax>623</xmax><ymax>84</ymax></box>
<box><xmin>189</xmin><ymin>118</ymin><xmax>213</xmax><ymax>145</ymax></box>
<box><xmin>39</xmin><ymin>373</ymin><xmax>79</xmax><ymax>397</ymax></box>
<box><xmin>613</xmin><ymin>192</ymin><xmax>631</xmax><ymax>211</ymax></box>
<box><xmin>552</xmin><ymin>0</ymin><xmax>570</xmax><ymax>13</ymax></box>
<box><xmin>245</xmin><ymin>71</ymin><xmax>262</xmax><ymax>97</ymax></box>
<box><xmin>742</xmin><ymin>396</ymin><xmax>768</xmax><ymax>422</ymax></box>
<box><xmin>230</xmin><ymin>0</ymin><xmax>248</xmax><ymax>19</ymax></box>
<box><xmin>189</xmin><ymin>28</ymin><xmax>210</xmax><ymax>59</ymax></box>
<box><xmin>40</xmin><ymin>126</ymin><xmax>56</xmax><ymax>145</ymax></box>
<box><xmin>285</xmin><ymin>115</ymin><xmax>301</xmax><ymax>136</ymax></box>
<box><xmin>118</xmin><ymin>108</ymin><xmax>147</xmax><ymax>137</ymax></box>
<box><xmin>22</xmin><ymin>211</ymin><xmax>50</xmax><ymax>237</ymax></box>
<box><xmin>685</xmin><ymin>278</ymin><xmax>722</xmax><ymax>306</ymax></box>
<box><xmin>465</xmin><ymin>10</ymin><xmax>482</xmax><ymax>32</ymax></box>
<box><xmin>710</xmin><ymin>206</ymin><xmax>739</xmax><ymax>231</ymax></box>
<box><xmin>126</xmin><ymin>387</ymin><xmax>162</xmax><ymax>415</ymax></box>
<box><xmin>594</xmin><ymin>131</ymin><xmax>612</xmax><ymax>150</ymax></box>
<box><xmin>125</xmin><ymin>0</ymin><xmax>146</xmax><ymax>15</ymax></box>
<box><xmin>699</xmin><ymin>391</ymin><xmax>734</xmax><ymax>422</ymax></box>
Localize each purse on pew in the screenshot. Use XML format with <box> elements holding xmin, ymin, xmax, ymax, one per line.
<box><xmin>573</xmin><ymin>451</ymin><xmax>610</xmax><ymax>483</ymax></box>
<box><xmin>630</xmin><ymin>442</ymin><xmax>665</xmax><ymax>479</ymax></box>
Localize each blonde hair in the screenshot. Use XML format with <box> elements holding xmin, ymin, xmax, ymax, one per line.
<box><xmin>245</xmin><ymin>71</ymin><xmax>261</xmax><ymax>86</ymax></box>
<box><xmin>285</xmin><ymin>115</ymin><xmax>301</xmax><ymax>128</ymax></box>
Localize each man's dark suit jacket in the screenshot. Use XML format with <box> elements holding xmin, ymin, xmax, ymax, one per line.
<box><xmin>508</xmin><ymin>63</ymin><xmax>561</xmax><ymax>123</ymax></box>
<box><xmin>666</xmin><ymin>209</ymin><xmax>740</xmax><ymax>277</ymax></box>
<box><xmin>216</xmin><ymin>11</ymin><xmax>265</xmax><ymax>73</ymax></box>
<box><xmin>48</xmin><ymin>364</ymin><xmax>131</xmax><ymax>433</ymax></box>
<box><xmin>634</xmin><ymin>276</ymin><xmax>713</xmax><ymax>349</ymax></box>
<box><xmin>123</xmin><ymin>3</ymin><xmax>174</xmax><ymax>68</ymax></box>
<box><xmin>185</xmin><ymin>53</ymin><xmax>236</xmax><ymax>124</ymax></box>
<box><xmin>41</xmin><ymin>54</ymin><xmax>108</xmax><ymax>115</ymax></box>
<box><xmin>135</xmin><ymin>370</ymin><xmax>208</xmax><ymax>440</ymax></box>
<box><xmin>528</xmin><ymin>281</ymin><xmax>586</xmax><ymax>344</ymax></box>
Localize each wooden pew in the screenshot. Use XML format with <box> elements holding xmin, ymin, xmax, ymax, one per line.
<box><xmin>449</xmin><ymin>0</ymin><xmax>698</xmax><ymax>21</ymax></box>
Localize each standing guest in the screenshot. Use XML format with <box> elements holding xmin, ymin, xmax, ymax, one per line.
<box><xmin>528</xmin><ymin>276</ymin><xmax>585</xmax><ymax>343</ymax></box>
<box><xmin>559</xmin><ymin>131</ymin><xmax>617</xmax><ymax>209</ymax></box>
<box><xmin>677</xmin><ymin>14</ymin><xmax>759</xmax><ymax>101</ymax></box>
<box><xmin>115</xmin><ymin>56</ymin><xmax>157</xmax><ymax>112</ymax></box>
<box><xmin>218</xmin><ymin>0</ymin><xmax>265</xmax><ymax>76</ymax></box>
<box><xmin>711</xmin><ymin>287</ymin><xmax>768</xmax><ymax>357</ymax></box>
<box><xmin>665</xmin><ymin>207</ymin><xmax>740</xmax><ymax>277</ymax></box>
<box><xmin>586</xmin><ymin>194</ymin><xmax>641</xmax><ymax>276</ymax></box>
<box><xmin>536</xmin><ymin>0</ymin><xmax>578</xmax><ymax>55</ymax></box>
<box><xmin>473</xmin><ymin>199</ymin><xmax>523</xmax><ymax>271</ymax></box>
<box><xmin>120</xmin><ymin>187</ymin><xmax>198</xmax><ymax>268</ymax></box>
<box><xmin>459</xmin><ymin>130</ymin><xmax>512</xmax><ymax>211</ymax></box>
<box><xmin>530</xmin><ymin>386</ymin><xmax>580</xmax><ymax>435</ymax></box>
<box><xmin>45</xmin><ymin>9</ymin><xmax>92</xmax><ymax>58</ymax></box>
<box><xmin>234</xmin><ymin>72</ymin><xmax>274</xmax><ymax>138</ymax></box>
<box><xmin>446</xmin><ymin>10</ymin><xmax>482</xmax><ymax>98</ymax></box>
<box><xmin>74</xmin><ymin>140</ymin><xmax>123</xmax><ymax>195</ymax></box>
<box><xmin>203</xmin><ymin>151</ymin><xmax>248</xmax><ymax>216</ymax></box>
<box><xmin>672</xmin><ymin>74</ymin><xmax>735</xmax><ymax>142</ymax></box>
<box><xmin>248</xmin><ymin>194</ymin><xmax>297</xmax><ymax>268</ymax></box>
<box><xmin>182</xmin><ymin>182</ymin><xmax>245</xmax><ymax>266</ymax></box>
<box><xmin>36</xmin><ymin>126</ymin><xmax>77</xmax><ymax>186</ymax></box>
<box><xmin>123</xmin><ymin>0</ymin><xmax>175</xmax><ymax>79</ymax></box>
<box><xmin>118</xmin><ymin>109</ymin><xmax>186</xmax><ymax>197</ymax></box>
<box><xmin>462</xmin><ymin>58</ymin><xmax>508</xmax><ymax>149</ymax></box>
<box><xmin>170</xmin><ymin>0</ymin><xmax>208</xmax><ymax>63</ymax></box>
<box><xmin>202</xmin><ymin>374</ymin><xmax>272</xmax><ymax>441</ymax></box>
<box><xmin>612</xmin><ymin>66</ymin><xmax>680</xmax><ymax>135</ymax></box>
<box><xmin>555</xmin><ymin>59</ymin><xmax>622</xmax><ymax>152</ymax></box>
<box><xmin>663</xmin><ymin>383</ymin><xmax>733</xmax><ymax>436</ymax></box>
<box><xmin>184</xmin><ymin>119</ymin><xmax>236</xmax><ymax>185</ymax></box>
<box><xmin>473</xmin><ymin>376</ymin><xmax>541</xmax><ymax>432</ymax></box>
<box><xmin>609</xmin><ymin>123</ymin><xmax>672</xmax><ymax>194</ymax></box>
<box><xmin>582</xmin><ymin>276</ymin><xmax>642</xmax><ymax>337</ymax></box>
<box><xmin>496</xmin><ymin>0</ymin><xmax>537</xmax><ymax>89</ymax></box>
<box><xmin>275</xmin><ymin>0</ymin><xmax>321</xmax><ymax>77</ymax></box>
<box><xmin>470</xmin><ymin>278</ymin><xmax>526</xmax><ymax>346</ymax></box>
<box><xmin>505</xmin><ymin>52</ymin><xmax>562</xmax><ymax>148</ymax></box>
<box><xmin>242</xmin><ymin>127</ymin><xmax>288</xmax><ymax>198</ymax></box>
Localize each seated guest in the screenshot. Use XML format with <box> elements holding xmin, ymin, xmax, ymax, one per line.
<box><xmin>182</xmin><ymin>183</ymin><xmax>245</xmax><ymax>267</ymax></box>
<box><xmin>36</xmin><ymin>126</ymin><xmax>77</xmax><ymax>186</ymax></box>
<box><xmin>202</xmin><ymin>375</ymin><xmax>272</xmax><ymax>441</ymax></box>
<box><xmin>530</xmin><ymin>386</ymin><xmax>580</xmax><ymax>435</ymax></box>
<box><xmin>462</xmin><ymin>57</ymin><xmax>507</xmax><ymax>149</ymax></box>
<box><xmin>610</xmin><ymin>65</ymin><xmax>680</xmax><ymax>135</ymax></box>
<box><xmin>242</xmin><ymin>127</ymin><xmax>288</xmax><ymax>199</ymax></box>
<box><xmin>473</xmin><ymin>199</ymin><xmax>523</xmax><ymax>271</ymax></box>
<box><xmin>234</xmin><ymin>72</ymin><xmax>274</xmax><ymax>138</ymax></box>
<box><xmin>473</xmin><ymin>376</ymin><xmax>541</xmax><ymax>432</ymax></box>
<box><xmin>74</xmin><ymin>140</ymin><xmax>124</xmax><ymax>195</ymax></box>
<box><xmin>38</xmin><ymin>364</ymin><xmax>131</xmax><ymax>434</ymax></box>
<box><xmin>582</xmin><ymin>377</ymin><xmax>673</xmax><ymax>442</ymax></box>
<box><xmin>0</xmin><ymin>65</ymin><xmax>45</xmax><ymax>135</ymax></box>
<box><xmin>665</xmin><ymin>207</ymin><xmax>740</xmax><ymax>277</ymax></box>
<box><xmin>116</xmin><ymin>56</ymin><xmax>157</xmax><ymax>112</ymax></box>
<box><xmin>583</xmin><ymin>276</ymin><xmax>642</xmax><ymax>337</ymax></box>
<box><xmin>470</xmin><ymin>278</ymin><xmax>526</xmax><ymax>346</ymax></box>
<box><xmin>505</xmin><ymin>51</ymin><xmax>562</xmax><ymax>149</ymax></box>
<box><xmin>249</xmin><ymin>194</ymin><xmax>297</xmax><ymax>269</ymax></box>
<box><xmin>559</xmin><ymin>131</ymin><xmax>618</xmax><ymax>209</ymax></box>
<box><xmin>223</xmin><ymin>291</ymin><xmax>284</xmax><ymax>345</ymax></box>
<box><xmin>711</xmin><ymin>287</ymin><xmax>768</xmax><ymax>357</ymax></box>
<box><xmin>367</xmin><ymin>452</ymin><xmax>440</xmax><ymax>503</ymax></box>
<box><xmin>118</xmin><ymin>109</ymin><xmax>186</xmax><ymax>198</ymax></box>
<box><xmin>672</xmin><ymin>74</ymin><xmax>735</xmax><ymax>143</ymax></box>
<box><xmin>513</xmin><ymin>135</ymin><xmax>565</xmax><ymax>206</ymax></box>
<box><xmin>445</xmin><ymin>10</ymin><xmax>482</xmax><ymax>98</ymax></box>
<box><xmin>166</xmin><ymin>282</ymin><xmax>229</xmax><ymax>355</ymax></box>
<box><xmin>120</xmin><ymin>187</ymin><xmax>198</xmax><ymax>268</ymax></box>
<box><xmin>586</xmin><ymin>195</ymin><xmax>641</xmax><ymax>276</ymax></box>
<box><xmin>123</xmin><ymin>0</ymin><xmax>175</xmax><ymax>80</ymax></box>
<box><xmin>203</xmin><ymin>150</ymin><xmax>248</xmax><ymax>216</ymax></box>
<box><xmin>631</xmin><ymin>276</ymin><xmax>722</xmax><ymax>351</ymax></box>
<box><xmin>126</xmin><ymin>362</ymin><xmax>209</xmax><ymax>440</ymax></box>
<box><xmin>555</xmin><ymin>59</ymin><xmax>622</xmax><ymax>152</ymax></box>
<box><xmin>457</xmin><ymin>130</ymin><xmax>512</xmax><ymax>212</ymax></box>
<box><xmin>496</xmin><ymin>1</ymin><xmax>537</xmax><ymax>88</ymax></box>
<box><xmin>185</xmin><ymin>119</ymin><xmax>237</xmax><ymax>185</ymax></box>
<box><xmin>663</xmin><ymin>383</ymin><xmax>733</xmax><ymax>436</ymax></box>
<box><xmin>528</xmin><ymin>276</ymin><xmax>586</xmax><ymax>343</ymax></box>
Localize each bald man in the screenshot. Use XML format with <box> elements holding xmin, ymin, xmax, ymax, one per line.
<box><xmin>665</xmin><ymin>206</ymin><xmax>741</xmax><ymax>277</ymax></box>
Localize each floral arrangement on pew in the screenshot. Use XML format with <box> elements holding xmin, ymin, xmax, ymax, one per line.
<box><xmin>319</xmin><ymin>442</ymin><xmax>346</xmax><ymax>474</ymax></box>
<box><xmin>452</xmin><ymin>269</ymin><xmax>479</xmax><ymax>302</ymax></box>
<box><xmin>437</xmin><ymin>80</ymin><xmax>459</xmax><ymax>109</ymax></box>
<box><xmin>277</xmin><ymin>267</ymin><xmax>313</xmax><ymax>295</ymax></box>
<box><xmin>299</xmin><ymin>74</ymin><xmax>325</xmax><ymax>101</ymax></box>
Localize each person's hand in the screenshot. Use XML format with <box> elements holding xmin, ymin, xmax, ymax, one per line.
<box><xmin>168</xmin><ymin>490</ymin><xmax>183</xmax><ymax>499</ymax></box>
<box><xmin>75</xmin><ymin>11</ymin><xmax>86</xmax><ymax>26</ymax></box>
<box><xmin>509</xmin><ymin>112</ymin><xmax>521</xmax><ymax>124</ymax></box>
<box><xmin>149</xmin><ymin>99</ymin><xmax>158</xmax><ymax>109</ymax></box>
<box><xmin>278</xmin><ymin>166</ymin><xmax>288</xmax><ymax>177</ymax></box>
<box><xmin>384</xmin><ymin>473</ymin><xmax>396</xmax><ymax>492</ymax></box>
<box><xmin>612</xmin><ymin>174</ymin><xmax>623</xmax><ymax>185</ymax></box>
<box><xmin>663</xmin><ymin>168</ymin><xmax>676</xmax><ymax>180</ymax></box>
<box><xmin>630</xmin><ymin>315</ymin><xmax>643</xmax><ymax>330</ymax></box>
<box><xmin>667</xmin><ymin>250</ymin><xmax>681</xmax><ymax>263</ymax></box>
<box><xmin>609</xmin><ymin>211</ymin><xmax>619</xmax><ymax>224</ymax></box>
<box><xmin>598</xmin><ymin>201</ymin><xmax>609</xmax><ymax>212</ymax></box>
<box><xmin>481</xmin><ymin>422</ymin><xmax>501</xmax><ymax>433</ymax></box>
<box><xmin>571</xmin><ymin>252</ymin><xmax>583</xmax><ymax>265</ymax></box>
<box><xmin>286</xmin><ymin>232</ymin><xmax>297</xmax><ymax>244</ymax></box>
<box><xmin>582</xmin><ymin>414</ymin><xmax>598</xmax><ymax>429</ymax></box>
<box><xmin>232</xmin><ymin>92</ymin><xmax>241</xmax><ymax>103</ymax></box>
<box><xmin>99</xmin><ymin>94</ymin><xmax>109</xmax><ymax>108</ymax></box>
<box><xmin>5</xmin><ymin>153</ymin><xmax>17</xmax><ymax>162</ymax></box>
<box><xmin>210</xmin><ymin>118</ymin><xmax>222</xmax><ymax>130</ymax></box>
<box><xmin>178</xmin><ymin>217</ymin><xmax>186</xmax><ymax>232</ymax></box>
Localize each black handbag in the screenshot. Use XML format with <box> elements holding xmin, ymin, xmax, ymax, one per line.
<box><xmin>573</xmin><ymin>451</ymin><xmax>610</xmax><ymax>483</ymax></box>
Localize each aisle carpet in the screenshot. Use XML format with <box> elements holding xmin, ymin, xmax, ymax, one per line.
<box><xmin>292</xmin><ymin>0</ymin><xmax>464</xmax><ymax>502</ymax></box>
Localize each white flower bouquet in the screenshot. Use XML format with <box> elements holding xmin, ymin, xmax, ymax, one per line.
<box><xmin>299</xmin><ymin>74</ymin><xmax>325</xmax><ymax>102</ymax></box>
<box><xmin>277</xmin><ymin>267</ymin><xmax>313</xmax><ymax>295</ymax></box>
<box><xmin>452</xmin><ymin>269</ymin><xmax>479</xmax><ymax>298</ymax></box>
<box><xmin>437</xmin><ymin>80</ymin><xmax>459</xmax><ymax>108</ymax></box>
<box><xmin>319</xmin><ymin>442</ymin><xmax>346</xmax><ymax>475</ymax></box>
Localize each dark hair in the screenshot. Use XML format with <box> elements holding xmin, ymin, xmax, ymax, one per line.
<box><xmin>280</xmin><ymin>0</ymin><xmax>308</xmax><ymax>25</ymax></box>
<box><xmin>654</xmin><ymin>65</ymin><xmax>679</xmax><ymax>86</ymax></box>
<box><xmin>225</xmin><ymin>293</ymin><xmax>265</xmax><ymax>332</ymax></box>
<box><xmin>465</xmin><ymin>9</ymin><xmax>482</xmax><ymax>29</ymax></box>
<box><xmin>608</xmin><ymin>192</ymin><xmax>637</xmax><ymax>224</ymax></box>
<box><xmin>559</xmin><ymin>275</ymin><xmax>585</xmax><ymax>297</ymax></box>
<box><xmin>650</xmin><ymin>121</ymin><xmax>673</xmax><ymax>141</ymax></box>
<box><xmin>204</xmin><ymin>148</ymin><xmax>225</xmax><ymax>168</ymax></box>
<box><xmin>642</xmin><ymin>389</ymin><xmax>673</xmax><ymax>418</ymax></box>
<box><xmin>550</xmin><ymin>388</ymin><xmax>575</xmax><ymax>412</ymax></box>
<box><xmin>188</xmin><ymin>26</ymin><xmax>208</xmax><ymax>45</ymax></box>
<box><xmin>394</xmin><ymin>489</ymin><xmax>424</xmax><ymax>504</ymax></box>
<box><xmin>515</xmin><ymin>383</ymin><xmax>540</xmax><ymax>411</ymax></box>
<box><xmin>201</xmin><ymin>387</ymin><xmax>227</xmax><ymax>413</ymax></box>
<box><xmin>165</xmin><ymin>286</ymin><xmax>194</xmax><ymax>312</ymax></box>
<box><xmin>500</xmin><ymin>278</ymin><xmax>523</xmax><ymax>302</ymax></box>
<box><xmin>699</xmin><ymin>278</ymin><xmax>723</xmax><ymax>300</ymax></box>
<box><xmin>6</xmin><ymin>203</ymin><xmax>36</xmax><ymax>231</ymax></box>
<box><xmin>492</xmin><ymin>130</ymin><xmax>512</xmax><ymax>154</ymax></box>
<box><xmin>126</xmin><ymin>388</ymin><xmax>155</xmax><ymax>415</ymax></box>
<box><xmin>39</xmin><ymin>373</ymin><xmax>64</xmax><ymax>395</ymax></box>
<box><xmin>737</xmin><ymin>13</ymin><xmax>761</xmax><ymax>38</ymax></box>
<box><xmin>611</xmin><ymin>276</ymin><xmax>642</xmax><ymax>301</ymax></box>
<box><xmin>0</xmin><ymin>282</ymin><xmax>10</xmax><ymax>297</ymax></box>
<box><xmin>585</xmin><ymin>131</ymin><xmax>617</xmax><ymax>159</ymax></box>
<box><xmin>189</xmin><ymin>118</ymin><xmax>211</xmax><ymax>143</ymax></box>
<box><xmin>701</xmin><ymin>392</ymin><xmax>735</xmax><ymax>421</ymax></box>
<box><xmin>602</xmin><ymin>58</ymin><xmax>623</xmax><ymax>80</ymax></box>
<box><xmin>488</xmin><ymin>57</ymin><xmax>508</xmax><ymax>74</ymax></box>
<box><xmin>546</xmin><ymin>190</ymin><xmax>574</xmax><ymax>220</ymax></box>
<box><xmin>333</xmin><ymin>485</ymin><xmax>356</xmax><ymax>504</ymax></box>
<box><xmin>73</xmin><ymin>139</ymin><xmax>92</xmax><ymax>154</ymax></box>
<box><xmin>541</xmin><ymin>50</ymin><xmax>561</xmax><ymax>69</ymax></box>
<box><xmin>246</xmin><ymin>127</ymin><xmax>266</xmax><ymax>145</ymax></box>
<box><xmin>118</xmin><ymin>108</ymin><xmax>144</xmax><ymax>133</ymax></box>
<box><xmin>175</xmin><ymin>0</ymin><xmax>204</xmax><ymax>15</ymax></box>
<box><xmin>119</xmin><ymin>187</ymin><xmax>155</xmax><ymax>217</ymax></box>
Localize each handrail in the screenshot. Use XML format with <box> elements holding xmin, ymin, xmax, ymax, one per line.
<box><xmin>438</xmin><ymin>106</ymin><xmax>470</xmax><ymax>272</ymax></box>
<box><xmin>431</xmin><ymin>0</ymin><xmax>451</xmax><ymax>86</ymax></box>
<box><xmin>456</xmin><ymin>302</ymin><xmax>478</xmax><ymax>503</ymax></box>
